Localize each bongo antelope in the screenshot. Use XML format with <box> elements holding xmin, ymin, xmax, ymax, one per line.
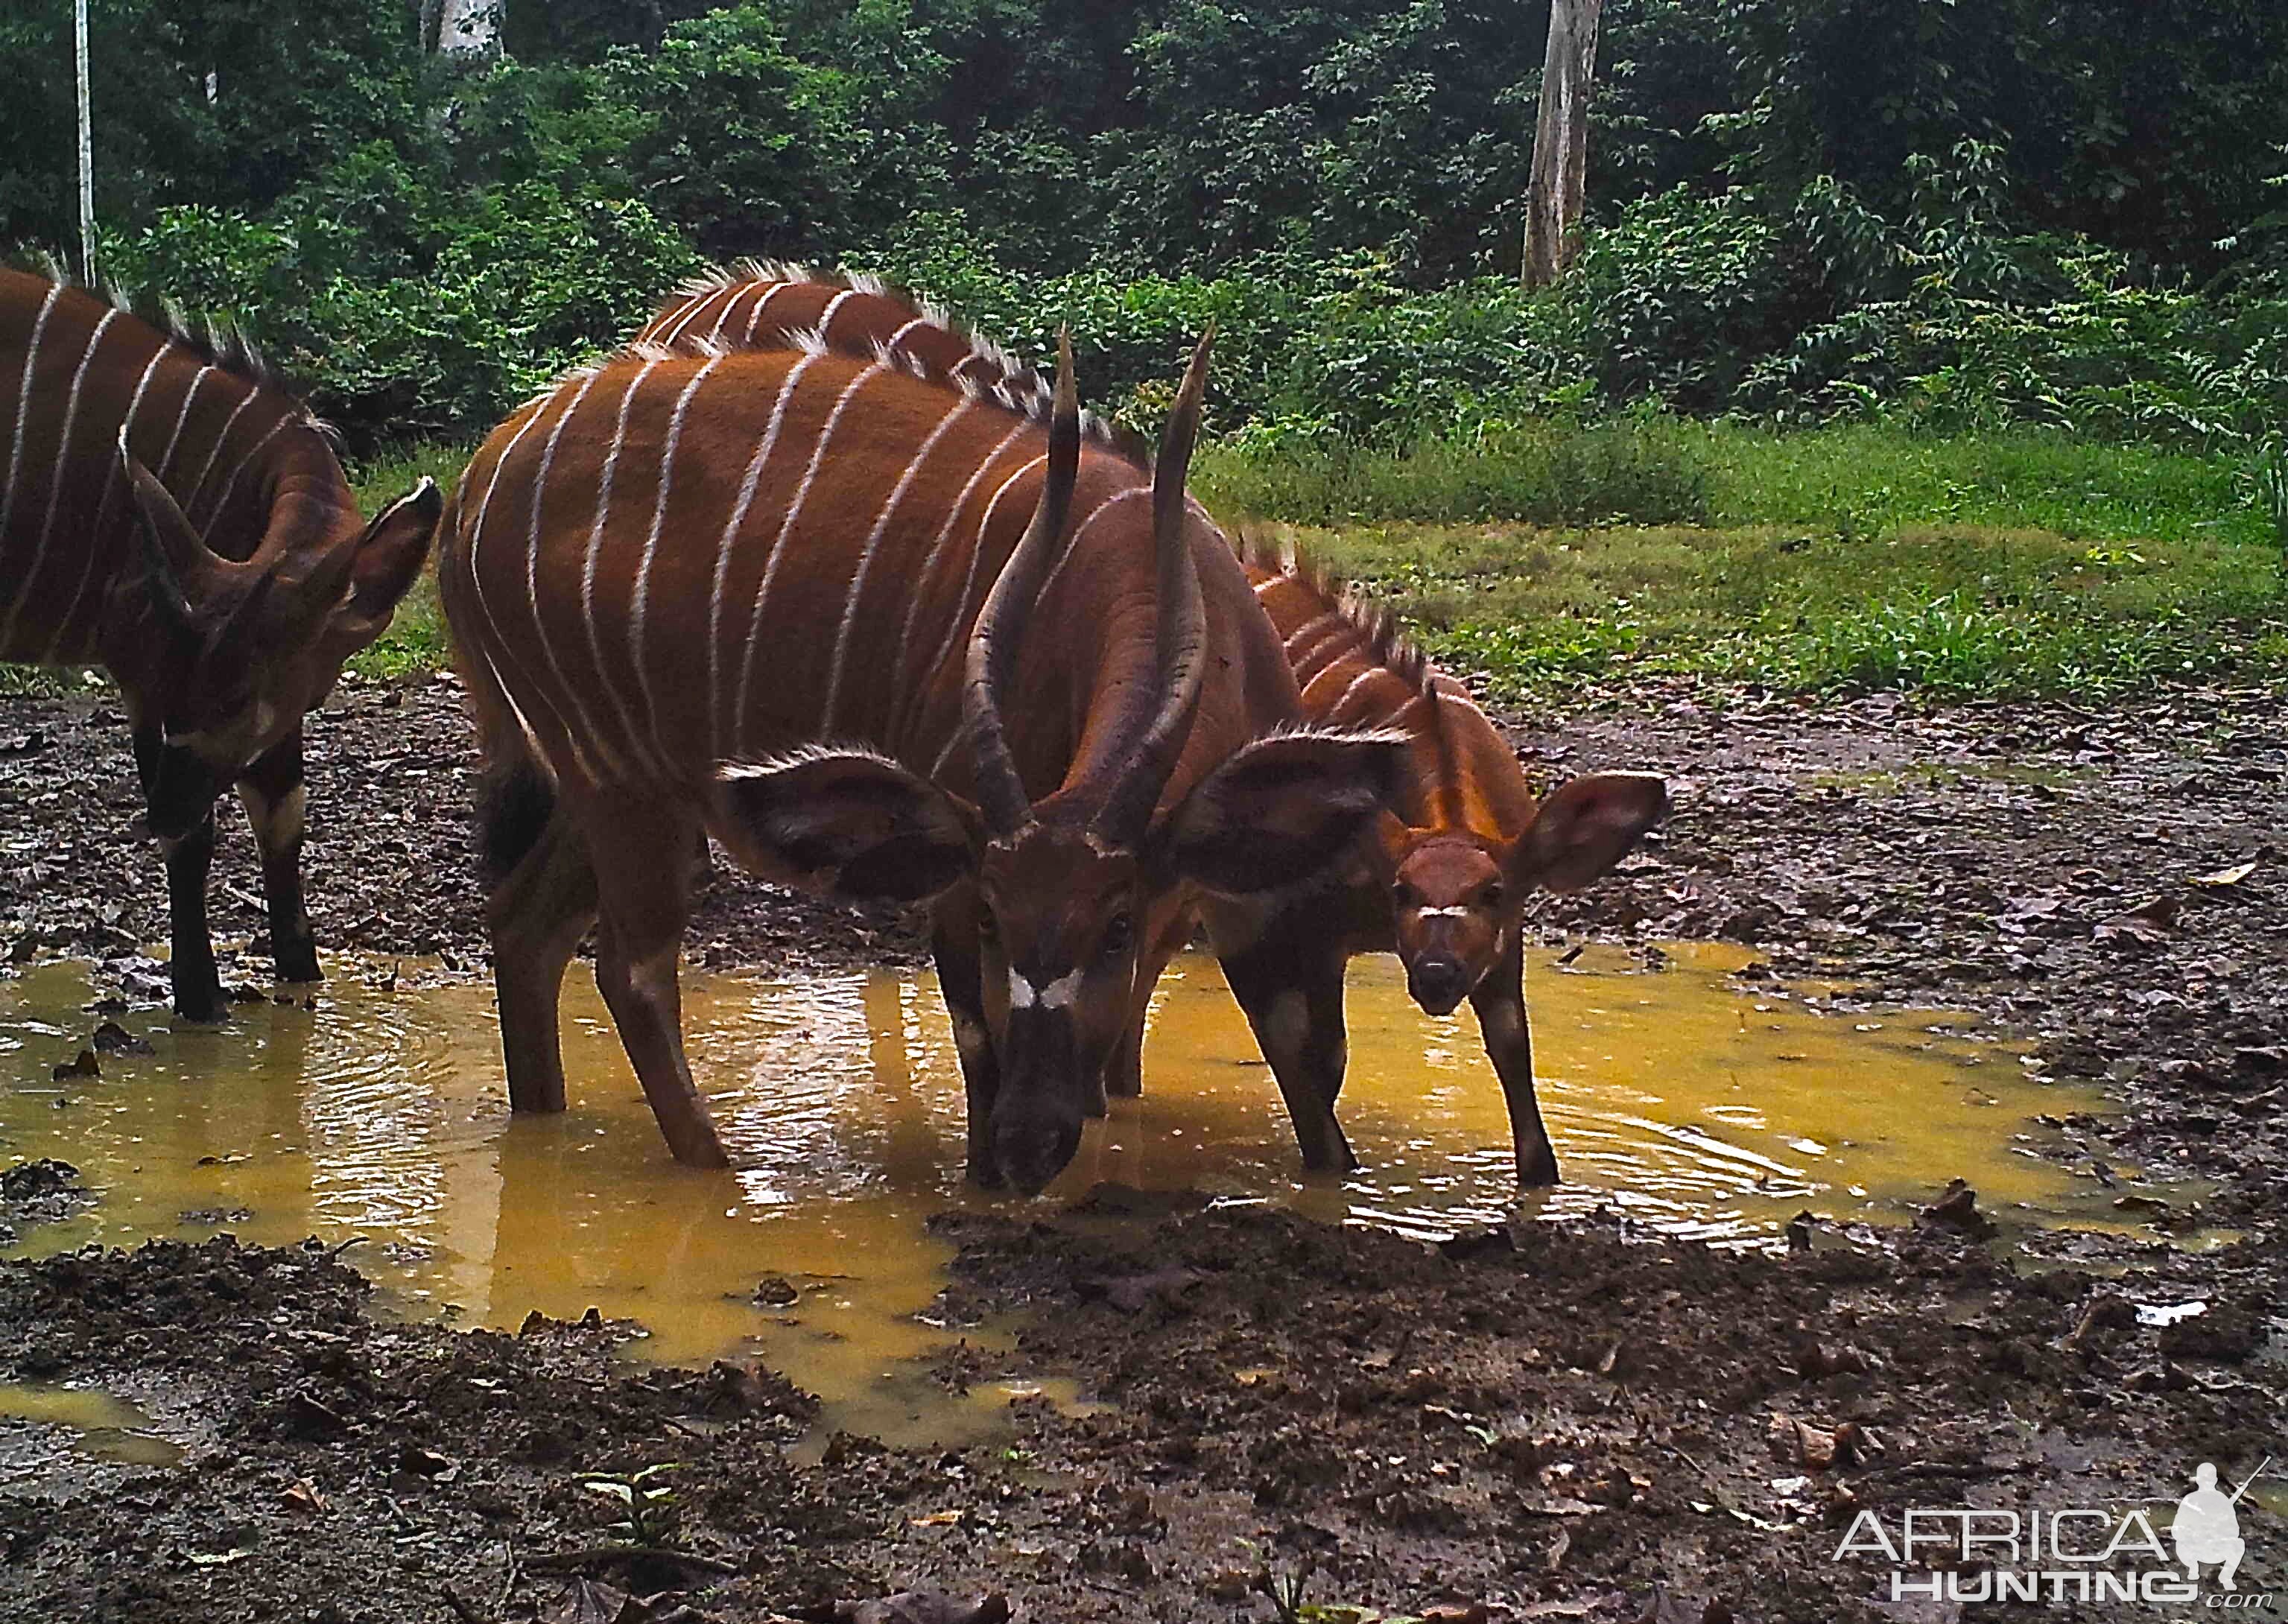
<box><xmin>1244</xmin><ymin>547</ymin><xmax>1667</xmax><ymax>1183</ymax></box>
<box><xmin>439</xmin><ymin>309</ymin><xmax>1403</xmax><ymax>1192</ymax></box>
<box><xmin>0</xmin><ymin>267</ymin><xmax>439</xmax><ymax>1020</ymax></box>
<box><xmin>637</xmin><ymin>267</ymin><xmax>1661</xmax><ymax>1184</ymax></box>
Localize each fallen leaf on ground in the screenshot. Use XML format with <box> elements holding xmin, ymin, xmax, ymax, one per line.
<box><xmin>545</xmin><ymin>1577</ymin><xmax>631</xmax><ymax>1624</ymax></box>
<box><xmin>280</xmin><ymin>1479</ymin><xmax>327</xmax><ymax>1514</ymax></box>
<box><xmin>2095</xmin><ymin>895</ymin><xmax>2178</xmax><ymax>945</ymax></box>
<box><xmin>2191</xmin><ymin>860</ymin><xmax>2256</xmax><ymax>887</ymax></box>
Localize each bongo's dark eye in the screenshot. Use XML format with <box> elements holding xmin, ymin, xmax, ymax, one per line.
<box><xmin>1482</xmin><ymin>882</ymin><xmax>1505</xmax><ymax>910</ymax></box>
<box><xmin>1102</xmin><ymin>913</ymin><xmax>1133</xmax><ymax>957</ymax></box>
<box><xmin>1392</xmin><ymin>882</ymin><xmax>1419</xmax><ymax>909</ymax></box>
<box><xmin>976</xmin><ymin>912</ymin><xmax>1000</xmax><ymax>945</ymax></box>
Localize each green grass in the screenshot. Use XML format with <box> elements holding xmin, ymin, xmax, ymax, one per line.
<box><xmin>1204</xmin><ymin>422</ymin><xmax>2288</xmax><ymax>702</ymax></box>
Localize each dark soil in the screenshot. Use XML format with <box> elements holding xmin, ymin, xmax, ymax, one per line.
<box><xmin>2</xmin><ymin>673</ymin><xmax>2284</xmax><ymax>1621</ymax></box>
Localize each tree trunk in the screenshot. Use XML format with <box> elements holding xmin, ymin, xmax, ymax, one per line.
<box><xmin>1523</xmin><ymin>0</ymin><xmax>1603</xmax><ymax>288</ymax></box>
<box><xmin>437</xmin><ymin>0</ymin><xmax>498</xmax><ymax>57</ymax></box>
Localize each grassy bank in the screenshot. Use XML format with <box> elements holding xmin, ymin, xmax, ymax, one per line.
<box><xmin>1200</xmin><ymin>421</ymin><xmax>2287</xmax><ymax>702</ymax></box>
<box><xmin>10</xmin><ymin>425</ymin><xmax>2278</xmax><ymax>705</ymax></box>
<box><xmin>355</xmin><ymin>424</ymin><xmax>2287</xmax><ymax>700</ymax></box>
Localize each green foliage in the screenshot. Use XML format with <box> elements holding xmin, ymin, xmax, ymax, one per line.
<box><xmin>2249</xmin><ymin>435</ymin><xmax>2288</xmax><ymax>556</ymax></box>
<box><xmin>342</xmin><ymin>442</ymin><xmax>472</xmax><ymax>682</ymax></box>
<box><xmin>6</xmin><ymin>1</ymin><xmax>2288</xmax><ymax>455</ymax></box>
<box><xmin>576</xmin><ymin>1462</ymin><xmax>682</xmax><ymax>1549</ymax></box>
<box><xmin>1560</xmin><ymin>187</ymin><xmax>1802</xmax><ymax>410</ymax></box>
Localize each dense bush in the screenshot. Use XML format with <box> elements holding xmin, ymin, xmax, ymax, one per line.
<box><xmin>6</xmin><ymin>1</ymin><xmax>2287</xmax><ymax>461</ymax></box>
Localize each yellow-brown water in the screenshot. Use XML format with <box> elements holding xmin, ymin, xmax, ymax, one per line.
<box><xmin>0</xmin><ymin>1382</ymin><xmax>185</xmax><ymax>1469</ymax></box>
<box><xmin>0</xmin><ymin>944</ymin><xmax>2164</xmax><ymax>1439</ymax></box>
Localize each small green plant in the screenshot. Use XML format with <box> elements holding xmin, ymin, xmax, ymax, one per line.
<box><xmin>2249</xmin><ymin>434</ymin><xmax>2288</xmax><ymax>556</ymax></box>
<box><xmin>577</xmin><ymin>1462</ymin><xmax>682</xmax><ymax>1548</ymax></box>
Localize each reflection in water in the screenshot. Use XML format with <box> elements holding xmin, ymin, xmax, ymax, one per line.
<box><xmin>0</xmin><ymin>943</ymin><xmax>2178</xmax><ymax>1430</ymax></box>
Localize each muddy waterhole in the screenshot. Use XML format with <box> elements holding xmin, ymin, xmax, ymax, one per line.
<box><xmin>0</xmin><ymin>943</ymin><xmax>2182</xmax><ymax>1445</ymax></box>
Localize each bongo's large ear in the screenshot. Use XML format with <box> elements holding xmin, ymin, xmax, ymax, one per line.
<box><xmin>1506</xmin><ymin>772</ymin><xmax>1667</xmax><ymax>893</ymax></box>
<box><xmin>1154</xmin><ymin>728</ymin><xmax>1407</xmax><ymax>896</ymax></box>
<box><xmin>713</xmin><ymin>749</ymin><xmax>982</xmax><ymax>903</ymax></box>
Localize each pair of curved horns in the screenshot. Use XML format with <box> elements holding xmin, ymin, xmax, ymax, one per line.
<box><xmin>962</xmin><ymin>331</ymin><xmax>1217</xmax><ymax>842</ymax></box>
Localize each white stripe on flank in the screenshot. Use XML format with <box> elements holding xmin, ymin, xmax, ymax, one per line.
<box><xmin>47</xmin><ymin>340</ymin><xmax>171</xmax><ymax>662</ymax></box>
<box><xmin>913</xmin><ymin>479</ymin><xmax>1144</xmax><ymax>772</ymax></box>
<box><xmin>466</xmin><ymin>397</ymin><xmax>582</xmax><ymax>775</ymax></box>
<box><xmin>154</xmin><ymin>364</ymin><xmax>215</xmax><ymax>480</ymax></box>
<box><xmin>200</xmin><ymin>409</ymin><xmax>296</xmax><ymax>535</ymax></box>
<box><xmin>730</xmin><ymin>358</ymin><xmax>888</xmax><ymax>749</ymax></box>
<box><xmin>823</xmin><ymin>395</ymin><xmax>967</xmax><ymax>732</ymax></box>
<box><xmin>1281</xmin><ymin>609</ymin><xmax>1340</xmax><ymax>650</ymax></box>
<box><xmin>631</xmin><ymin>357</ymin><xmax>722</xmax><ymax>769</ymax></box>
<box><xmin>706</xmin><ymin>284</ymin><xmax>752</xmax><ymax>343</ymax></box>
<box><xmin>583</xmin><ymin>359</ymin><xmax>665</xmax><ymax>778</ymax></box>
<box><xmin>660</xmin><ymin>285</ymin><xmax>732</xmax><ymax>346</ymax></box>
<box><xmin>742</xmin><ymin>282</ymin><xmax>794</xmax><ymax>344</ymax></box>
<box><xmin>1033</xmin><ymin>482</ymin><xmax>1148</xmax><ymax>602</ymax></box>
<box><xmin>882</xmin><ymin>316</ymin><xmax>929</xmax><ymax>358</ymax></box>
<box><xmin>522</xmin><ymin>367</ymin><xmax>627</xmax><ymax>779</ymax></box>
<box><xmin>1251</xmin><ymin>574</ymin><xmax>1279</xmax><ymax>596</ymax></box>
<box><xmin>910</xmin><ymin>449</ymin><xmax>1050</xmax><ymax>735</ymax></box>
<box><xmin>1289</xmin><ymin>619</ymin><xmax>1357</xmax><ymax>680</ymax></box>
<box><xmin>711</xmin><ymin>351</ymin><xmax>821</xmax><ymax>756</ymax></box>
<box><xmin>887</xmin><ymin>417</ymin><xmax>1030</xmax><ymax>743</ymax></box>
<box><xmin>183</xmin><ymin>385</ymin><xmax>260</xmax><ymax>519</ymax></box>
<box><xmin>927</xmin><ymin>717</ymin><xmax>972</xmax><ymax>782</ymax></box>
<box><xmin>1</xmin><ymin>305</ymin><xmax>118</xmax><ymax>650</ymax></box>
<box><xmin>814</xmin><ymin>288</ymin><xmax>858</xmax><ymax>343</ymax></box>
<box><xmin>0</xmin><ymin>282</ymin><xmax>66</xmax><ymax>545</ymax></box>
<box><xmin>1300</xmin><ymin>657</ymin><xmax>1361</xmax><ymax>707</ymax></box>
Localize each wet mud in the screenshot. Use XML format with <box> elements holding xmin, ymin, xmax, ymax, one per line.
<box><xmin>0</xmin><ymin>671</ymin><xmax>2284</xmax><ymax>1620</ymax></box>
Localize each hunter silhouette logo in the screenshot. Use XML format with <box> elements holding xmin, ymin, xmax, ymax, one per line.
<box><xmin>2173</xmin><ymin>1458</ymin><xmax>2268</xmax><ymax>1590</ymax></box>
<box><xmin>1834</xmin><ymin>1453</ymin><xmax>2277</xmax><ymax>1605</ymax></box>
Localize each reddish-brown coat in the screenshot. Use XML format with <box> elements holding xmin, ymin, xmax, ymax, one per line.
<box><xmin>1243</xmin><ymin>551</ymin><xmax>1666</xmax><ymax>1184</ymax></box>
<box><xmin>442</xmin><ymin>295</ymin><xmax>1407</xmax><ymax>1190</ymax></box>
<box><xmin>0</xmin><ymin>268</ymin><xmax>437</xmax><ymax>1021</ymax></box>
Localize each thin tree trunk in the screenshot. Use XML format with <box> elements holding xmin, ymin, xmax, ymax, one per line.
<box><xmin>437</xmin><ymin>0</ymin><xmax>498</xmax><ymax>57</ymax></box>
<box><xmin>1523</xmin><ymin>0</ymin><xmax>1603</xmax><ymax>288</ymax></box>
